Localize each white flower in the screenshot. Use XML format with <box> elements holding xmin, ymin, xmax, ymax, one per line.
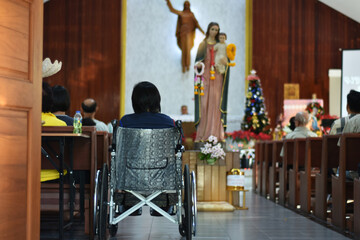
<box><xmin>200</xmin><ymin>135</ymin><xmax>226</xmax><ymax>162</ymax></box>
<box><xmin>208</xmin><ymin>135</ymin><xmax>218</xmax><ymax>144</ymax></box>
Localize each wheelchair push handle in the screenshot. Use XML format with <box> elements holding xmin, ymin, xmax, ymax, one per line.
<box><xmin>110</xmin><ymin>119</ymin><xmax>118</xmax><ymax>152</ymax></box>
<box><xmin>175</xmin><ymin>120</ymin><xmax>184</xmax><ymax>138</ymax></box>
<box><xmin>175</xmin><ymin>120</ymin><xmax>185</xmax><ymax>153</ymax></box>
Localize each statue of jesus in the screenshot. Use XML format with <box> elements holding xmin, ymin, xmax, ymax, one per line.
<box><xmin>165</xmin><ymin>0</ymin><xmax>205</xmax><ymax>73</ymax></box>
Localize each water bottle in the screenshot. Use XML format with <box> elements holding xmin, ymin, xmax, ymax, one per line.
<box><xmin>73</xmin><ymin>111</ymin><xmax>82</xmax><ymax>133</ymax></box>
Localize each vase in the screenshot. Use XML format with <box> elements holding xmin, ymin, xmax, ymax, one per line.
<box><xmin>206</xmin><ymin>158</ymin><xmax>217</xmax><ymax>165</ymax></box>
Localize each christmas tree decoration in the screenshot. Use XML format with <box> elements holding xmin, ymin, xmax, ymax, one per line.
<box><xmin>241</xmin><ymin>70</ymin><xmax>271</xmax><ymax>134</ymax></box>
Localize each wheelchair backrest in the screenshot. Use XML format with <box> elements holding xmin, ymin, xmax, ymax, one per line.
<box><xmin>113</xmin><ymin>127</ymin><xmax>182</xmax><ymax>191</ymax></box>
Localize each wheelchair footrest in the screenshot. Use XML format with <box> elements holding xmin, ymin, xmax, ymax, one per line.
<box><xmin>114</xmin><ymin>192</ymin><xmax>178</xmax><ymax>208</ymax></box>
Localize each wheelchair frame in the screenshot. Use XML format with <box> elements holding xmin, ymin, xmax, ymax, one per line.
<box><xmin>94</xmin><ymin>121</ymin><xmax>197</xmax><ymax>240</ymax></box>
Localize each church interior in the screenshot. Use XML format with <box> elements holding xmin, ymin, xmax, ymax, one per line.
<box><xmin>0</xmin><ymin>0</ymin><xmax>360</xmax><ymax>239</ymax></box>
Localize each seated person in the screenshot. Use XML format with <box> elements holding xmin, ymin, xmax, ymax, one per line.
<box><xmin>118</xmin><ymin>81</ymin><xmax>176</xmax><ymax>215</ymax></box>
<box><xmin>119</xmin><ymin>81</ymin><xmax>175</xmax><ymax>128</ymax></box>
<box><xmin>280</xmin><ymin>111</ymin><xmax>317</xmax><ymax>157</ymax></box>
<box><xmin>81</xmin><ymin>98</ymin><xmax>109</xmax><ymax>132</ymax></box>
<box><xmin>337</xmin><ymin>89</ymin><xmax>360</xmax><ymax>179</ymax></box>
<box><xmin>339</xmin><ymin>89</ymin><xmax>360</xmax><ymax>135</ymax></box>
<box><xmin>51</xmin><ymin>85</ymin><xmax>73</xmax><ymax>126</ymax></box>
<box><xmin>330</xmin><ymin>89</ymin><xmax>360</xmax><ymax>135</ymax></box>
<box><xmin>42</xmin><ymin>82</ymin><xmax>66</xmax><ymax>126</ymax></box>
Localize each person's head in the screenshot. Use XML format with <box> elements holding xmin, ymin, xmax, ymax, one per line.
<box><xmin>294</xmin><ymin>111</ymin><xmax>309</xmax><ymax>127</ymax></box>
<box><xmin>81</xmin><ymin>98</ymin><xmax>97</xmax><ymax>118</ymax></box>
<box><xmin>132</xmin><ymin>81</ymin><xmax>161</xmax><ymax>114</ymax></box>
<box><xmin>205</xmin><ymin>22</ymin><xmax>220</xmax><ymax>41</ymax></box>
<box><xmin>42</xmin><ymin>81</ymin><xmax>53</xmax><ymax>113</ymax></box>
<box><xmin>181</xmin><ymin>105</ymin><xmax>188</xmax><ymax>115</ymax></box>
<box><xmin>51</xmin><ymin>85</ymin><xmax>70</xmax><ymax>113</ymax></box>
<box><xmin>346</xmin><ymin>89</ymin><xmax>360</xmax><ymax>114</ymax></box>
<box><xmin>289</xmin><ymin>116</ymin><xmax>296</xmax><ymax>131</ymax></box>
<box><xmin>183</xmin><ymin>1</ymin><xmax>190</xmax><ymax>11</ymax></box>
<box><xmin>219</xmin><ymin>32</ymin><xmax>227</xmax><ymax>43</ymax></box>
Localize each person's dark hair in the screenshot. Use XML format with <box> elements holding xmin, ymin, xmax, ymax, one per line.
<box><xmin>132</xmin><ymin>81</ymin><xmax>161</xmax><ymax>114</ymax></box>
<box><xmin>51</xmin><ymin>85</ymin><xmax>70</xmax><ymax>112</ymax></box>
<box><xmin>42</xmin><ymin>81</ymin><xmax>53</xmax><ymax>112</ymax></box>
<box><xmin>205</xmin><ymin>22</ymin><xmax>220</xmax><ymax>42</ymax></box>
<box><xmin>347</xmin><ymin>89</ymin><xmax>360</xmax><ymax>113</ymax></box>
<box><xmin>289</xmin><ymin>116</ymin><xmax>296</xmax><ymax>131</ymax></box>
<box><xmin>219</xmin><ymin>32</ymin><xmax>227</xmax><ymax>40</ymax></box>
<box><xmin>82</xmin><ymin>101</ymin><xmax>97</xmax><ymax>113</ymax></box>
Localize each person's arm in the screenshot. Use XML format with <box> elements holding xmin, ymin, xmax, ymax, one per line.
<box><xmin>165</xmin><ymin>0</ymin><xmax>181</xmax><ymax>15</ymax></box>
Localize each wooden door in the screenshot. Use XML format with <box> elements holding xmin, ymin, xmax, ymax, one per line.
<box><xmin>0</xmin><ymin>0</ymin><xmax>43</xmax><ymax>239</ymax></box>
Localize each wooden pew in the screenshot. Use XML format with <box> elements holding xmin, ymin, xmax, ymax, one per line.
<box><xmin>96</xmin><ymin>131</ymin><xmax>110</xmax><ymax>168</ymax></box>
<box><xmin>41</xmin><ymin>126</ymin><xmax>97</xmax><ymax>237</ymax></box>
<box><xmin>332</xmin><ymin>133</ymin><xmax>360</xmax><ymax>231</ymax></box>
<box><xmin>261</xmin><ymin>141</ymin><xmax>272</xmax><ymax>197</ymax></box>
<box><xmin>299</xmin><ymin>137</ymin><xmax>322</xmax><ymax>213</ymax></box>
<box><xmin>252</xmin><ymin>142</ymin><xmax>259</xmax><ymax>191</ymax></box>
<box><xmin>288</xmin><ymin>138</ymin><xmax>306</xmax><ymax>209</ymax></box>
<box><xmin>269</xmin><ymin>140</ymin><xmax>283</xmax><ymax>202</ymax></box>
<box><xmin>279</xmin><ymin>139</ymin><xmax>295</xmax><ymax>206</ymax></box>
<box><xmin>314</xmin><ymin>135</ymin><xmax>340</xmax><ymax>221</ymax></box>
<box><xmin>256</xmin><ymin>141</ymin><xmax>265</xmax><ymax>194</ymax></box>
<box><xmin>253</xmin><ymin>141</ymin><xmax>264</xmax><ymax>192</ymax></box>
<box><xmin>355</xmin><ymin>177</ymin><xmax>360</xmax><ymax>240</ymax></box>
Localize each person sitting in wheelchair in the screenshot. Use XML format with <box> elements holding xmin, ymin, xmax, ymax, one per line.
<box><xmin>117</xmin><ymin>81</ymin><xmax>177</xmax><ymax>216</ymax></box>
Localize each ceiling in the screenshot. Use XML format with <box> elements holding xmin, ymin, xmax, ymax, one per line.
<box><xmin>318</xmin><ymin>0</ymin><xmax>360</xmax><ymax>23</ymax></box>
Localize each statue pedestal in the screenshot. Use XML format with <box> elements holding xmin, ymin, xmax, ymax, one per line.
<box><xmin>182</xmin><ymin>151</ymin><xmax>241</xmax><ymax>210</ymax></box>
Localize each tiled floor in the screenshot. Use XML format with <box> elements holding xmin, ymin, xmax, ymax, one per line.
<box><xmin>111</xmin><ymin>171</ymin><xmax>350</xmax><ymax>240</ymax></box>
<box><xmin>41</xmin><ymin>170</ymin><xmax>351</xmax><ymax>239</ymax></box>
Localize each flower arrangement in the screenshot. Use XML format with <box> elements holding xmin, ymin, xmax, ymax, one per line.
<box><xmin>194</xmin><ymin>62</ymin><xmax>205</xmax><ymax>96</ymax></box>
<box><xmin>226</xmin><ymin>44</ymin><xmax>236</xmax><ymax>61</ymax></box>
<box><xmin>306</xmin><ymin>102</ymin><xmax>324</xmax><ymax>120</ymax></box>
<box><xmin>226</xmin><ymin>44</ymin><xmax>236</xmax><ymax>67</ymax></box>
<box><xmin>199</xmin><ymin>135</ymin><xmax>226</xmax><ymax>165</ymax></box>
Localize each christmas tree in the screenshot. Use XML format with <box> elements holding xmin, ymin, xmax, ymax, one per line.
<box><xmin>241</xmin><ymin>70</ymin><xmax>271</xmax><ymax>134</ymax></box>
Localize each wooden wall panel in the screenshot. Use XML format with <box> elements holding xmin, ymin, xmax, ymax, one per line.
<box><xmin>253</xmin><ymin>0</ymin><xmax>360</xmax><ymax>129</ymax></box>
<box><xmin>43</xmin><ymin>0</ymin><xmax>121</xmax><ymax>123</ymax></box>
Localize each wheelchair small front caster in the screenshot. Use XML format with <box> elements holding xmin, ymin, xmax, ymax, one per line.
<box><xmin>109</xmin><ymin>224</ymin><xmax>118</xmax><ymax>237</ymax></box>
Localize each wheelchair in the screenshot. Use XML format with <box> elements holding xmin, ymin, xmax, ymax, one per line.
<box><xmin>94</xmin><ymin>120</ymin><xmax>197</xmax><ymax>239</ymax></box>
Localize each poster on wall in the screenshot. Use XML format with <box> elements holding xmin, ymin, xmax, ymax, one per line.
<box><xmin>341</xmin><ymin>49</ymin><xmax>360</xmax><ymax>117</ymax></box>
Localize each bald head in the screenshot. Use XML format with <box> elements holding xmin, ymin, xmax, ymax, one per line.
<box><xmin>81</xmin><ymin>98</ymin><xmax>97</xmax><ymax>118</ymax></box>
<box><xmin>295</xmin><ymin>111</ymin><xmax>309</xmax><ymax>126</ymax></box>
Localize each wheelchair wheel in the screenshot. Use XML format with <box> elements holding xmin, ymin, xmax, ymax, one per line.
<box><xmin>179</xmin><ymin>164</ymin><xmax>193</xmax><ymax>240</ymax></box>
<box><xmin>98</xmin><ymin>163</ymin><xmax>109</xmax><ymax>240</ymax></box>
<box><xmin>191</xmin><ymin>171</ymin><xmax>197</xmax><ymax>236</ymax></box>
<box><xmin>93</xmin><ymin>170</ymin><xmax>101</xmax><ymax>235</ymax></box>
